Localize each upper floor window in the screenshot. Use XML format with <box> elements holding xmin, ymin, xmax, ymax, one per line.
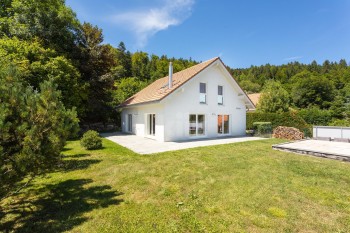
<box><xmin>199</xmin><ymin>83</ymin><xmax>206</xmax><ymax>104</ymax></box>
<box><xmin>218</xmin><ymin>85</ymin><xmax>223</xmax><ymax>105</ymax></box>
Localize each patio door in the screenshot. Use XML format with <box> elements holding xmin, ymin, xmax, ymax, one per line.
<box><xmin>218</xmin><ymin>115</ymin><xmax>229</xmax><ymax>135</ymax></box>
<box><xmin>148</xmin><ymin>114</ymin><xmax>155</xmax><ymax>136</ymax></box>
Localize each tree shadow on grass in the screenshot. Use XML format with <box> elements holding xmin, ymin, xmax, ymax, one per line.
<box><xmin>57</xmin><ymin>158</ymin><xmax>101</xmax><ymax>172</ymax></box>
<box><xmin>1</xmin><ymin>179</ymin><xmax>123</xmax><ymax>233</ymax></box>
<box><xmin>63</xmin><ymin>153</ymin><xmax>91</xmax><ymax>158</ymax></box>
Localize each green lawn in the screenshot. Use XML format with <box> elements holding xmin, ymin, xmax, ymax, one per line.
<box><xmin>1</xmin><ymin>139</ymin><xmax>350</xmax><ymax>232</ymax></box>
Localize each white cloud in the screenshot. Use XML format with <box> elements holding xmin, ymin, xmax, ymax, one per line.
<box><xmin>283</xmin><ymin>56</ymin><xmax>302</xmax><ymax>61</ymax></box>
<box><xmin>112</xmin><ymin>0</ymin><xmax>195</xmax><ymax>47</ymax></box>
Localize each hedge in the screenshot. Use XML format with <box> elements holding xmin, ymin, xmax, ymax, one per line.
<box><xmin>296</xmin><ymin>107</ymin><xmax>332</xmax><ymax>126</ymax></box>
<box><xmin>247</xmin><ymin>112</ymin><xmax>311</xmax><ymax>136</ymax></box>
<box><xmin>252</xmin><ymin>122</ymin><xmax>272</xmax><ymax>136</ymax></box>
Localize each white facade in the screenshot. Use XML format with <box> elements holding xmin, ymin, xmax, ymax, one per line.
<box><xmin>121</xmin><ymin>60</ymin><xmax>253</xmax><ymax>142</ymax></box>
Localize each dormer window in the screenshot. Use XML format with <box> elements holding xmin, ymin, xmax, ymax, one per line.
<box><xmin>199</xmin><ymin>83</ymin><xmax>206</xmax><ymax>104</ymax></box>
<box><xmin>218</xmin><ymin>85</ymin><xmax>223</xmax><ymax>105</ymax></box>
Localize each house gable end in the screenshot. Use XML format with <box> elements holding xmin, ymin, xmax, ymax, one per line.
<box><xmin>160</xmin><ymin>59</ymin><xmax>255</xmax><ymax>110</ymax></box>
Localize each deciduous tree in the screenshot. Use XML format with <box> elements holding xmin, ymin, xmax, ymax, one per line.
<box><xmin>257</xmin><ymin>80</ymin><xmax>290</xmax><ymax>113</ymax></box>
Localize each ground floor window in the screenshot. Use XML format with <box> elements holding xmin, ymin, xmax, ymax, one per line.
<box><xmin>148</xmin><ymin>114</ymin><xmax>155</xmax><ymax>136</ymax></box>
<box><xmin>218</xmin><ymin>115</ymin><xmax>229</xmax><ymax>134</ymax></box>
<box><xmin>189</xmin><ymin>114</ymin><xmax>205</xmax><ymax>136</ymax></box>
<box><xmin>127</xmin><ymin>114</ymin><xmax>132</xmax><ymax>132</ymax></box>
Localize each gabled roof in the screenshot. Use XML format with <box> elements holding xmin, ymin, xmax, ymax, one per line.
<box><xmin>119</xmin><ymin>57</ymin><xmax>255</xmax><ymax>109</ymax></box>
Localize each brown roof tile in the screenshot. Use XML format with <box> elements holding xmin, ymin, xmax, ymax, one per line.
<box><xmin>119</xmin><ymin>57</ymin><xmax>220</xmax><ymax>107</ymax></box>
<box><xmin>247</xmin><ymin>93</ymin><xmax>261</xmax><ymax>106</ymax></box>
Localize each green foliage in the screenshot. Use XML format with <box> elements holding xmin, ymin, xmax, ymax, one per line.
<box><xmin>0</xmin><ymin>37</ymin><xmax>83</xmax><ymax>110</ymax></box>
<box><xmin>239</xmin><ymin>79</ymin><xmax>261</xmax><ymax>94</ymax></box>
<box><xmin>291</xmin><ymin>71</ymin><xmax>335</xmax><ymax>109</ymax></box>
<box><xmin>78</xmin><ymin>23</ymin><xmax>117</xmax><ymax>123</ymax></box>
<box><xmin>80</xmin><ymin>130</ymin><xmax>102</xmax><ymax>150</ymax></box>
<box><xmin>1</xmin><ymin>0</ymin><xmax>81</xmax><ymax>54</ymax></box>
<box><xmin>131</xmin><ymin>51</ymin><xmax>150</xmax><ymax>81</ymax></box>
<box><xmin>257</xmin><ymin>80</ymin><xmax>290</xmax><ymax>113</ymax></box>
<box><xmin>233</xmin><ymin>60</ymin><xmax>350</xmax><ymax>121</ymax></box>
<box><xmin>113</xmin><ymin>42</ymin><xmax>132</xmax><ymax>79</ymax></box>
<box><xmin>247</xmin><ymin>112</ymin><xmax>311</xmax><ymax>136</ymax></box>
<box><xmin>113</xmin><ymin>77</ymin><xmax>148</xmax><ymax>105</ymax></box>
<box><xmin>328</xmin><ymin>119</ymin><xmax>350</xmax><ymax>127</ymax></box>
<box><xmin>329</xmin><ymin>95</ymin><xmax>346</xmax><ymax>119</ymax></box>
<box><xmin>252</xmin><ymin>122</ymin><xmax>272</xmax><ymax>136</ymax></box>
<box><xmin>0</xmin><ymin>65</ymin><xmax>79</xmax><ymax>199</ymax></box>
<box><xmin>297</xmin><ymin>107</ymin><xmax>332</xmax><ymax>126</ymax></box>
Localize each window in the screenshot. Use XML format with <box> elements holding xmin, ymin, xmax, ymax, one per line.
<box><xmin>218</xmin><ymin>85</ymin><xmax>223</xmax><ymax>105</ymax></box>
<box><xmin>127</xmin><ymin>114</ymin><xmax>132</xmax><ymax>132</ymax></box>
<box><xmin>189</xmin><ymin>114</ymin><xmax>205</xmax><ymax>136</ymax></box>
<box><xmin>148</xmin><ymin>114</ymin><xmax>155</xmax><ymax>136</ymax></box>
<box><xmin>199</xmin><ymin>83</ymin><xmax>206</xmax><ymax>103</ymax></box>
<box><xmin>218</xmin><ymin>115</ymin><xmax>229</xmax><ymax>134</ymax></box>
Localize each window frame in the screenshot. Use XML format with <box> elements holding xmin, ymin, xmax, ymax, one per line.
<box><xmin>189</xmin><ymin>114</ymin><xmax>206</xmax><ymax>136</ymax></box>
<box><xmin>127</xmin><ymin>114</ymin><xmax>132</xmax><ymax>133</ymax></box>
<box><xmin>199</xmin><ymin>82</ymin><xmax>207</xmax><ymax>104</ymax></box>
<box><xmin>218</xmin><ymin>85</ymin><xmax>224</xmax><ymax>105</ymax></box>
<box><xmin>217</xmin><ymin>114</ymin><xmax>230</xmax><ymax>135</ymax></box>
<box><xmin>148</xmin><ymin>114</ymin><xmax>156</xmax><ymax>136</ymax></box>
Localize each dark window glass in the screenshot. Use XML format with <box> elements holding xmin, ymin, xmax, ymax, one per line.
<box><xmin>200</xmin><ymin>83</ymin><xmax>206</xmax><ymax>93</ymax></box>
<box><xmin>218</xmin><ymin>86</ymin><xmax>223</xmax><ymax>95</ymax></box>
<box><xmin>198</xmin><ymin>115</ymin><xmax>205</xmax><ymax>135</ymax></box>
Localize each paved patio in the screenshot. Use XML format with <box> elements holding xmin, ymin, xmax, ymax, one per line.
<box><xmin>101</xmin><ymin>132</ymin><xmax>266</xmax><ymax>154</ymax></box>
<box><xmin>273</xmin><ymin>140</ymin><xmax>350</xmax><ymax>161</ymax></box>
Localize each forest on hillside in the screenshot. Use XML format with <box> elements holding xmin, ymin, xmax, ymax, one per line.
<box><xmin>229</xmin><ymin>60</ymin><xmax>350</xmax><ymax>126</ymax></box>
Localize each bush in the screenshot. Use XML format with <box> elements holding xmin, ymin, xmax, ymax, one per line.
<box><xmin>329</xmin><ymin>119</ymin><xmax>350</xmax><ymax>127</ymax></box>
<box><xmin>253</xmin><ymin>122</ymin><xmax>272</xmax><ymax>136</ymax></box>
<box><xmin>247</xmin><ymin>112</ymin><xmax>311</xmax><ymax>137</ymax></box>
<box><xmin>80</xmin><ymin>130</ymin><xmax>102</xmax><ymax>150</ymax></box>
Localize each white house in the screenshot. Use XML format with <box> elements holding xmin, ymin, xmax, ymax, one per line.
<box><xmin>119</xmin><ymin>57</ymin><xmax>255</xmax><ymax>142</ymax></box>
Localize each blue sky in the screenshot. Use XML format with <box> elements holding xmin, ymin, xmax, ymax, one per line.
<box><xmin>66</xmin><ymin>0</ymin><xmax>350</xmax><ymax>68</ymax></box>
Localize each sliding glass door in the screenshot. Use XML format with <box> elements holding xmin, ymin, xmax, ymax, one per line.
<box><xmin>127</xmin><ymin>114</ymin><xmax>132</xmax><ymax>132</ymax></box>
<box><xmin>148</xmin><ymin>114</ymin><xmax>155</xmax><ymax>136</ymax></box>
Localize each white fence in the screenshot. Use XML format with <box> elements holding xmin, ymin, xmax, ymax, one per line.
<box><xmin>313</xmin><ymin>126</ymin><xmax>350</xmax><ymax>139</ymax></box>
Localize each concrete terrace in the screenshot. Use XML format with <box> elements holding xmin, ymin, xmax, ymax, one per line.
<box><xmin>273</xmin><ymin>140</ymin><xmax>350</xmax><ymax>162</ymax></box>
<box><xmin>101</xmin><ymin>132</ymin><xmax>266</xmax><ymax>154</ymax></box>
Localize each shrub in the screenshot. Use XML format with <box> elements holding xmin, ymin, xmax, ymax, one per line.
<box><xmin>253</xmin><ymin>122</ymin><xmax>272</xmax><ymax>136</ymax></box>
<box><xmin>247</xmin><ymin>112</ymin><xmax>311</xmax><ymax>137</ymax></box>
<box><xmin>329</xmin><ymin>119</ymin><xmax>350</xmax><ymax>127</ymax></box>
<box><xmin>80</xmin><ymin>130</ymin><xmax>102</xmax><ymax>150</ymax></box>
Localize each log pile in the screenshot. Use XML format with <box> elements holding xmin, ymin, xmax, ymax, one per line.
<box><xmin>273</xmin><ymin>126</ymin><xmax>304</xmax><ymax>140</ymax></box>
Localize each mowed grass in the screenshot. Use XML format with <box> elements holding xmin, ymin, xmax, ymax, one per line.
<box><xmin>1</xmin><ymin>139</ymin><xmax>350</xmax><ymax>232</ymax></box>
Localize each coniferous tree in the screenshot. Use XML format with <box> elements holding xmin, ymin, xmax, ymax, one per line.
<box><xmin>0</xmin><ymin>64</ymin><xmax>79</xmax><ymax>199</ymax></box>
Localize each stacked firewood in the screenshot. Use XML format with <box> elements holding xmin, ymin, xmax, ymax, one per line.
<box><xmin>273</xmin><ymin>126</ymin><xmax>304</xmax><ymax>140</ymax></box>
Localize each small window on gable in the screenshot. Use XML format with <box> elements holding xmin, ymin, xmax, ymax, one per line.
<box><xmin>199</xmin><ymin>83</ymin><xmax>206</xmax><ymax>104</ymax></box>
<box><xmin>218</xmin><ymin>85</ymin><xmax>223</xmax><ymax>105</ymax></box>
